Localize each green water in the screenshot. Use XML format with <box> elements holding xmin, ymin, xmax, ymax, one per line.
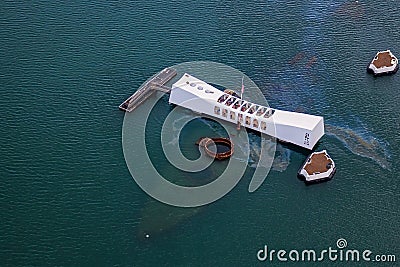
<box><xmin>1</xmin><ymin>1</ymin><xmax>399</xmax><ymax>266</ymax></box>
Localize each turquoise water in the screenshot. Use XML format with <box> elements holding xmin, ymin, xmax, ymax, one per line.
<box><xmin>1</xmin><ymin>1</ymin><xmax>399</xmax><ymax>266</ymax></box>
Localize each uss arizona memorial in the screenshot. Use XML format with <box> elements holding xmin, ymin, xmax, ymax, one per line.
<box><xmin>169</xmin><ymin>73</ymin><xmax>324</xmax><ymax>149</ymax></box>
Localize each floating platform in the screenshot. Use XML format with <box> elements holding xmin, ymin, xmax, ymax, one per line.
<box><xmin>298</xmin><ymin>150</ymin><xmax>336</xmax><ymax>184</ymax></box>
<box><xmin>367</xmin><ymin>50</ymin><xmax>398</xmax><ymax>76</ymax></box>
<box><xmin>119</xmin><ymin>68</ymin><xmax>177</xmax><ymax>112</ymax></box>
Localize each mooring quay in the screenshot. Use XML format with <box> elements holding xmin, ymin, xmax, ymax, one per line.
<box><xmin>119</xmin><ymin>68</ymin><xmax>177</xmax><ymax>112</ymax></box>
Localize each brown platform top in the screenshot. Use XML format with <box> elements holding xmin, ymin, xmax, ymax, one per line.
<box><xmin>304</xmin><ymin>152</ymin><xmax>332</xmax><ymax>175</ymax></box>
<box><xmin>372</xmin><ymin>51</ymin><xmax>395</xmax><ymax>68</ymax></box>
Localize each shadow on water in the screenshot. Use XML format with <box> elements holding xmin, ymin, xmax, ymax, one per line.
<box><xmin>334</xmin><ymin>0</ymin><xmax>365</xmax><ymax>20</ymax></box>
<box><xmin>137</xmin><ymin>200</ymin><xmax>201</xmax><ymax>241</ymax></box>
<box><xmin>137</xmin><ymin>114</ymin><xmax>231</xmax><ymax>240</ymax></box>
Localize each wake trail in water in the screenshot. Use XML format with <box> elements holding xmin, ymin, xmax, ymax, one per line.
<box><xmin>325</xmin><ymin>124</ymin><xmax>391</xmax><ymax>170</ymax></box>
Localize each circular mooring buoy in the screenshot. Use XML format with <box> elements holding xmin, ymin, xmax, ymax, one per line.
<box><xmin>196</xmin><ymin>137</ymin><xmax>234</xmax><ymax>160</ymax></box>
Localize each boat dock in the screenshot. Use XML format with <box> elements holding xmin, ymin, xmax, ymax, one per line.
<box><xmin>119</xmin><ymin>68</ymin><xmax>177</xmax><ymax>112</ymax></box>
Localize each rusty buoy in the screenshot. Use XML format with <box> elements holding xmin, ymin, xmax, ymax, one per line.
<box><xmin>195</xmin><ymin>137</ymin><xmax>234</xmax><ymax>160</ymax></box>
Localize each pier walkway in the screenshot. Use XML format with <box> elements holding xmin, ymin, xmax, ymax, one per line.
<box><xmin>119</xmin><ymin>68</ymin><xmax>177</xmax><ymax>112</ymax></box>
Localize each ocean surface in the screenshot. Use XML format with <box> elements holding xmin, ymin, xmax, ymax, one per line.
<box><xmin>1</xmin><ymin>1</ymin><xmax>399</xmax><ymax>266</ymax></box>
